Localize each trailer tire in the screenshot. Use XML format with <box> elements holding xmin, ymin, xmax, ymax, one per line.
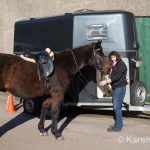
<box><xmin>130</xmin><ymin>81</ymin><xmax>147</xmax><ymax>106</ymax></box>
<box><xmin>23</xmin><ymin>98</ymin><xmax>42</xmax><ymax>115</ymax></box>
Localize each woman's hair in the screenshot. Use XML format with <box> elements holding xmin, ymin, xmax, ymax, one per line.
<box><xmin>108</xmin><ymin>51</ymin><xmax>121</xmax><ymax>61</ymax></box>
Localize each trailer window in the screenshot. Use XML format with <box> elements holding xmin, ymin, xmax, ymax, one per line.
<box><xmin>86</xmin><ymin>24</ymin><xmax>109</xmax><ymax>40</ymax></box>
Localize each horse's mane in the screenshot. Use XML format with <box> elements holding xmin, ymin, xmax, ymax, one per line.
<box><xmin>53</xmin><ymin>44</ymin><xmax>93</xmax><ymax>61</ymax></box>
<box><xmin>55</xmin><ymin>44</ymin><xmax>93</xmax><ymax>54</ymax></box>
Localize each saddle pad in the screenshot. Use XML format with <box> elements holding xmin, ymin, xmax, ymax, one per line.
<box><xmin>20</xmin><ymin>55</ymin><xmax>35</xmax><ymax>63</ymax></box>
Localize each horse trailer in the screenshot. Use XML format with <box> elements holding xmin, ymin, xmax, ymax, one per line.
<box><xmin>13</xmin><ymin>10</ymin><xmax>149</xmax><ymax>114</ymax></box>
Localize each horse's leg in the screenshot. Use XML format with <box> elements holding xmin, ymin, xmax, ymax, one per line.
<box><xmin>51</xmin><ymin>96</ymin><xmax>64</xmax><ymax>140</ymax></box>
<box><xmin>38</xmin><ymin>98</ymin><xmax>51</xmax><ymax>136</ymax></box>
<box><xmin>38</xmin><ymin>108</ymin><xmax>48</xmax><ymax>135</ymax></box>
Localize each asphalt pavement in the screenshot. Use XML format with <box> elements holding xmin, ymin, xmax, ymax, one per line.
<box><xmin>0</xmin><ymin>92</ymin><xmax>150</xmax><ymax>150</ymax></box>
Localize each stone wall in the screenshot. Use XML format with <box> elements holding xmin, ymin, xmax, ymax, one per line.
<box><xmin>0</xmin><ymin>0</ymin><xmax>150</xmax><ymax>53</ymax></box>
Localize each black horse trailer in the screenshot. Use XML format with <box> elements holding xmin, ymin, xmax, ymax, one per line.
<box><xmin>13</xmin><ymin>10</ymin><xmax>148</xmax><ymax>114</ymax></box>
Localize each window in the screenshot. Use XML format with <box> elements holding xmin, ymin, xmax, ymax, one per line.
<box><xmin>86</xmin><ymin>24</ymin><xmax>109</xmax><ymax>40</ymax></box>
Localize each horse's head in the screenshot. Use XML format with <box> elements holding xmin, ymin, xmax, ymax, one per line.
<box><xmin>91</xmin><ymin>40</ymin><xmax>104</xmax><ymax>71</ymax></box>
<box><xmin>92</xmin><ymin>40</ymin><xmax>112</xmax><ymax>75</ymax></box>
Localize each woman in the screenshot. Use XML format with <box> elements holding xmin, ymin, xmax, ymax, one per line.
<box><xmin>100</xmin><ymin>51</ymin><xmax>127</xmax><ymax>132</ymax></box>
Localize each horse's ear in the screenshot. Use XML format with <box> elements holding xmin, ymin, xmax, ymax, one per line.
<box><xmin>98</xmin><ymin>40</ymin><xmax>102</xmax><ymax>45</ymax></box>
<box><xmin>93</xmin><ymin>40</ymin><xmax>102</xmax><ymax>50</ymax></box>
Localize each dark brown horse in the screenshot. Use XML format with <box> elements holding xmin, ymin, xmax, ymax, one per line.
<box><xmin>0</xmin><ymin>40</ymin><xmax>104</xmax><ymax>139</ymax></box>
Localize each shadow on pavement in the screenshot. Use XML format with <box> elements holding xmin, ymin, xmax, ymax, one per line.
<box><xmin>124</xmin><ymin>111</ymin><xmax>150</xmax><ymax>119</ymax></box>
<box><xmin>58</xmin><ymin>107</ymin><xmax>81</xmax><ymax>134</ymax></box>
<box><xmin>0</xmin><ymin>112</ymin><xmax>35</xmax><ymax>137</ymax></box>
<box><xmin>45</xmin><ymin>107</ymin><xmax>80</xmax><ymax>134</ymax></box>
<box><xmin>1</xmin><ymin>106</ymin><xmax>150</xmax><ymax>137</ymax></box>
<box><xmin>45</xmin><ymin>106</ymin><xmax>150</xmax><ymax>134</ymax></box>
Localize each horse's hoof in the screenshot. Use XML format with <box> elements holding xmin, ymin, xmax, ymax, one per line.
<box><xmin>56</xmin><ymin>135</ymin><xmax>65</xmax><ymax>141</ymax></box>
<box><xmin>39</xmin><ymin>131</ymin><xmax>48</xmax><ymax>136</ymax></box>
<box><xmin>51</xmin><ymin>130</ymin><xmax>64</xmax><ymax>140</ymax></box>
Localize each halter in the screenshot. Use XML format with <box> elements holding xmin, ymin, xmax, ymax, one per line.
<box><xmin>93</xmin><ymin>48</ymin><xmax>104</xmax><ymax>72</ymax></box>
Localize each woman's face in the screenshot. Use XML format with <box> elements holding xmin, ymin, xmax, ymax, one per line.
<box><xmin>111</xmin><ymin>55</ymin><xmax>117</xmax><ymax>62</ymax></box>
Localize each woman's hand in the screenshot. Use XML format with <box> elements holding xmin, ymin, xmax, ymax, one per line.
<box><xmin>100</xmin><ymin>79</ymin><xmax>111</xmax><ymax>86</ymax></box>
<box><xmin>100</xmin><ymin>80</ymin><xmax>107</xmax><ymax>86</ymax></box>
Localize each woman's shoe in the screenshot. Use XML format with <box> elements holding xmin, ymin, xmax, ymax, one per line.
<box><xmin>107</xmin><ymin>126</ymin><xmax>122</xmax><ymax>132</ymax></box>
<box><xmin>107</xmin><ymin>125</ymin><xmax>114</xmax><ymax>130</ymax></box>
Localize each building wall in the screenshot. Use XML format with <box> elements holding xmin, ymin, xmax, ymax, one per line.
<box><xmin>0</xmin><ymin>0</ymin><xmax>150</xmax><ymax>53</ymax></box>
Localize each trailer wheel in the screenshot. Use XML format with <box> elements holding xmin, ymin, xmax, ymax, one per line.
<box><xmin>23</xmin><ymin>98</ymin><xmax>42</xmax><ymax>115</ymax></box>
<box><xmin>130</xmin><ymin>81</ymin><xmax>147</xmax><ymax>106</ymax></box>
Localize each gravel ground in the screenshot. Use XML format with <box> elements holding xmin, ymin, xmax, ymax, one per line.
<box><xmin>0</xmin><ymin>92</ymin><xmax>150</xmax><ymax>150</ymax></box>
